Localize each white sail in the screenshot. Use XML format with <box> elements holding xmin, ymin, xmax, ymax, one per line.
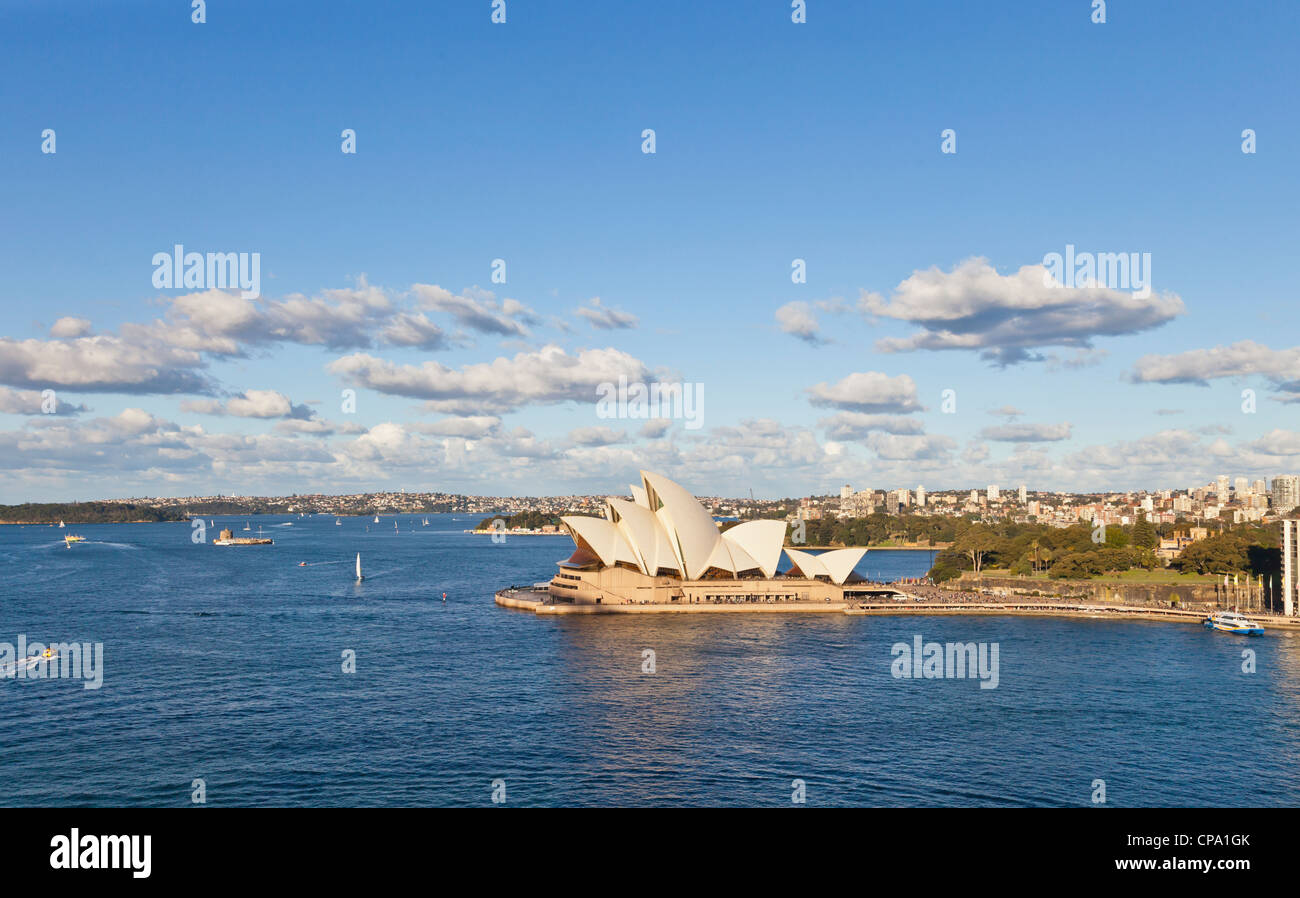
<box><xmin>355</xmin><ymin>553</ymin><xmax>363</xmax><ymax>581</ymax></box>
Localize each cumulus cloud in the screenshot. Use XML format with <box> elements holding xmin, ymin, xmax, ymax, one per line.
<box><xmin>568</xmin><ymin>425</ymin><xmax>627</xmax><ymax>446</ymax></box>
<box><xmin>416</xmin><ymin>416</ymin><xmax>502</xmax><ymax>438</ymax></box>
<box><xmin>1128</xmin><ymin>340</ymin><xmax>1300</xmax><ymax>402</ymax></box>
<box><xmin>0</xmin><ymin>386</ymin><xmax>87</xmax><ymax>416</ymax></box>
<box><xmin>864</xmin><ymin>432</ymin><xmax>957</xmax><ymax>461</ymax></box>
<box><xmin>863</xmin><ymin>257</ymin><xmax>1184</xmax><ymax>365</ymax></box>
<box><xmin>0</xmin><ymin>334</ymin><xmax>214</xmax><ymax>394</ymax></box>
<box><xmin>413</xmin><ymin>285</ymin><xmax>537</xmax><ymax>337</ymax></box>
<box><xmin>806</xmin><ymin>372</ymin><xmax>923</xmax><ymax>413</ymax></box>
<box><xmin>977</xmin><ymin>421</ymin><xmax>1073</xmax><ymax>442</ymax></box>
<box><xmin>775</xmin><ymin>301</ymin><xmax>824</xmax><ymax>344</ymax></box>
<box><xmin>328</xmin><ymin>345</ymin><xmax>651</xmax><ymax>416</ymax></box>
<box><xmin>639</xmin><ymin>419</ymin><xmax>672</xmax><ymax>439</ymax></box>
<box><xmin>181</xmin><ymin>390</ymin><xmax>314</xmax><ymax>419</ymax></box>
<box><xmin>50</xmin><ymin>317</ymin><xmax>92</xmax><ymax>338</ymax></box>
<box><xmin>575</xmin><ymin>297</ymin><xmax>638</xmax><ymax>330</ymax></box>
<box><xmin>819</xmin><ymin>412</ymin><xmax>926</xmax><ymax>440</ymax></box>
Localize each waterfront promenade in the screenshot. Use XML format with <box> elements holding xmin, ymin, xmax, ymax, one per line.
<box><xmin>496</xmin><ymin>585</ymin><xmax>1300</xmax><ymax>630</ymax></box>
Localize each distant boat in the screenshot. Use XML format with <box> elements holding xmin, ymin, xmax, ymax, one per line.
<box><xmin>335</xmin><ymin>518</ymin><xmax>341</xmax><ymax>526</ymax></box>
<box><xmin>1204</xmin><ymin>610</ymin><xmax>1264</xmax><ymax>636</ymax></box>
<box><xmin>243</xmin><ymin>522</ymin><xmax>251</xmax><ymax>532</ymax></box>
<box><xmin>373</xmin><ymin>515</ymin><xmax>380</xmax><ymax>523</ymax></box>
<box><xmin>58</xmin><ymin>520</ymin><xmax>65</xmax><ymax>528</ymax></box>
<box><xmin>422</xmin><ymin>518</ymin><xmax>429</xmax><ymax>526</ymax></box>
<box><xmin>64</xmin><ymin>534</ymin><xmax>84</xmax><ymax>546</ymax></box>
<box><xmin>355</xmin><ymin>553</ymin><xmax>363</xmax><ymax>582</ymax></box>
<box><xmin>209</xmin><ymin>520</ymin><xmax>214</xmax><ymax>527</ymax></box>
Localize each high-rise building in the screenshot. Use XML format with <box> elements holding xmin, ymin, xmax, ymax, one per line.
<box><xmin>968</xmin><ymin>489</ymin><xmax>978</xmax><ymax>504</ymax></box>
<box><xmin>915</xmin><ymin>485</ymin><xmax>926</xmax><ymax>508</ymax></box>
<box><xmin>1253</xmin><ymin>480</ymin><xmax>1268</xmax><ymax>496</ymax></box>
<box><xmin>1273</xmin><ymin>475</ymin><xmax>1300</xmax><ymax>514</ymax></box>
<box><xmin>1017</xmin><ymin>484</ymin><xmax>1027</xmax><ymax>504</ymax></box>
<box><xmin>840</xmin><ymin>484</ymin><xmax>853</xmax><ymax>500</ymax></box>
<box><xmin>987</xmin><ymin>485</ymin><xmax>1000</xmax><ymax>501</ymax></box>
<box><xmin>1217</xmin><ymin>475</ymin><xmax>1230</xmax><ymax>498</ymax></box>
<box><xmin>1283</xmin><ymin>519</ymin><xmax>1300</xmax><ymax>617</ymax></box>
<box><xmin>1235</xmin><ymin>477</ymin><xmax>1250</xmax><ymax>498</ymax></box>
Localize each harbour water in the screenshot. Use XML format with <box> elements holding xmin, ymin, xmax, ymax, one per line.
<box><xmin>2</xmin><ymin>513</ymin><xmax>1298</xmax><ymax>807</ymax></box>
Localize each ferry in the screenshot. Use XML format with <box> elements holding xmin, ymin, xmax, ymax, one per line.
<box><xmin>1203</xmin><ymin>611</ymin><xmax>1264</xmax><ymax>636</ymax></box>
<box><xmin>63</xmin><ymin>534</ymin><xmax>85</xmax><ymax>544</ymax></box>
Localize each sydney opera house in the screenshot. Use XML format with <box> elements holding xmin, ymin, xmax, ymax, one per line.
<box><xmin>537</xmin><ymin>471</ymin><xmax>871</xmax><ymax>607</ymax></box>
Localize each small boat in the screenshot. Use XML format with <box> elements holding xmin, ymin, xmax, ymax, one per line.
<box><xmin>298</xmin><ymin>561</ymin><xmax>307</xmax><ymax>567</ymax></box>
<box><xmin>394</xmin><ymin>521</ymin><xmax>399</xmax><ymax>532</ymax></box>
<box><xmin>335</xmin><ymin>518</ymin><xmax>341</xmax><ymax>526</ymax></box>
<box><xmin>58</xmin><ymin>520</ymin><xmax>65</xmax><ymax>528</ymax></box>
<box><xmin>1204</xmin><ymin>610</ymin><xmax>1264</xmax><ymax>636</ymax></box>
<box><xmin>373</xmin><ymin>515</ymin><xmax>380</xmax><ymax>524</ymax></box>
<box><xmin>355</xmin><ymin>553</ymin><xmax>363</xmax><ymax>582</ymax></box>
<box><xmin>422</xmin><ymin>518</ymin><xmax>429</xmax><ymax>526</ymax></box>
<box><xmin>243</xmin><ymin>522</ymin><xmax>251</xmax><ymax>532</ymax></box>
<box><xmin>64</xmin><ymin>534</ymin><xmax>85</xmax><ymax>544</ymax></box>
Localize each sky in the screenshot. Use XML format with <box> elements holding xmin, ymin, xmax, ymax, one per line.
<box><xmin>1</xmin><ymin>0</ymin><xmax>1298</xmax><ymax>502</ymax></box>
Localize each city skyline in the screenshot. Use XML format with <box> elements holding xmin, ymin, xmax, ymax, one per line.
<box><xmin>3</xmin><ymin>1</ymin><xmax>1298</xmax><ymax>503</ymax></box>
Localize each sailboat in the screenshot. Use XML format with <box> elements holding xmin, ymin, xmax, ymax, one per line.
<box><xmin>373</xmin><ymin>515</ymin><xmax>380</xmax><ymax>524</ymax></box>
<box><xmin>58</xmin><ymin>520</ymin><xmax>65</xmax><ymax>528</ymax></box>
<box><xmin>422</xmin><ymin>518</ymin><xmax>429</xmax><ymax>526</ymax></box>
<box><xmin>355</xmin><ymin>553</ymin><xmax>363</xmax><ymax>582</ymax></box>
<box><xmin>393</xmin><ymin>521</ymin><xmax>399</xmax><ymax>533</ymax></box>
<box><xmin>335</xmin><ymin>518</ymin><xmax>341</xmax><ymax>526</ymax></box>
<box><xmin>243</xmin><ymin>522</ymin><xmax>251</xmax><ymax>532</ymax></box>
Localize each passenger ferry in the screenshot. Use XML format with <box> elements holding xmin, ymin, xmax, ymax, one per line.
<box><xmin>1203</xmin><ymin>610</ymin><xmax>1264</xmax><ymax>636</ymax></box>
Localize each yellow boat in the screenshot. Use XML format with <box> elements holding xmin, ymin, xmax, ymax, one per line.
<box><xmin>64</xmin><ymin>534</ymin><xmax>85</xmax><ymax>544</ymax></box>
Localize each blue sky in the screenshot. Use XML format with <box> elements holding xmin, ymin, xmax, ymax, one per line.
<box><xmin>1</xmin><ymin>0</ymin><xmax>1297</xmax><ymax>501</ymax></box>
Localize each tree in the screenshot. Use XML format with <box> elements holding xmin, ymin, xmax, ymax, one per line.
<box><xmin>1131</xmin><ymin>512</ymin><xmax>1157</xmax><ymax>550</ymax></box>
<box><xmin>954</xmin><ymin>525</ymin><xmax>998</xmax><ymax>576</ymax></box>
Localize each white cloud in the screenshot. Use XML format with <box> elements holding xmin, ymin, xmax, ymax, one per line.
<box><xmin>864</xmin><ymin>257</ymin><xmax>1184</xmax><ymax>365</ymax></box>
<box><xmin>328</xmin><ymin>345</ymin><xmax>651</xmax><ymax>415</ymax></box>
<box><xmin>806</xmin><ymin>372</ymin><xmax>923</xmax><ymax>413</ymax></box>
<box><xmin>575</xmin><ymin>297</ymin><xmax>638</xmax><ymax>330</ymax></box>
<box><xmin>978</xmin><ymin>421</ymin><xmax>1073</xmax><ymax>442</ymax></box>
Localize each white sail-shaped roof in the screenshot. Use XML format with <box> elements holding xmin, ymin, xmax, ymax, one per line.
<box><xmin>561</xmin><ymin>515</ymin><xmax>639</xmax><ymax>568</ymax></box>
<box><xmin>785</xmin><ymin>547</ymin><xmax>828</xmax><ymax>580</ymax></box>
<box><xmin>629</xmin><ymin>484</ymin><xmax>649</xmax><ymax>508</ymax></box>
<box><xmin>605</xmin><ymin>497</ymin><xmax>681</xmax><ymax>576</ymax></box>
<box><xmin>640</xmin><ymin>471</ymin><xmax>722</xmax><ymax>579</ymax></box>
<box><xmin>784</xmin><ymin>547</ymin><xmax>864</xmax><ymax>585</ymax></box>
<box><xmin>721</xmin><ymin>520</ymin><xmax>787</xmax><ymax>578</ymax></box>
<box><xmin>817</xmin><ymin>548</ymin><xmax>867</xmax><ymax>585</ymax></box>
<box><xmin>701</xmin><ymin>538</ymin><xmax>762</xmax><ymax>575</ymax></box>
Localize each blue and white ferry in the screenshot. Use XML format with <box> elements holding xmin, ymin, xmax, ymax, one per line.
<box><xmin>1203</xmin><ymin>610</ymin><xmax>1265</xmax><ymax>636</ymax></box>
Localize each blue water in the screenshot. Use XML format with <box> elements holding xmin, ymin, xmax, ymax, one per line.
<box><xmin>2</xmin><ymin>514</ymin><xmax>1297</xmax><ymax>807</ymax></box>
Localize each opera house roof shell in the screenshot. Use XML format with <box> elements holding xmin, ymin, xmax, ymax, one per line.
<box><xmin>560</xmin><ymin>471</ymin><xmax>865</xmax><ymax>585</ymax></box>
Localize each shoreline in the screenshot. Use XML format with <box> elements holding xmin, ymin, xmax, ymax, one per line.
<box><xmin>496</xmin><ymin>588</ymin><xmax>1300</xmax><ymax>630</ymax></box>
